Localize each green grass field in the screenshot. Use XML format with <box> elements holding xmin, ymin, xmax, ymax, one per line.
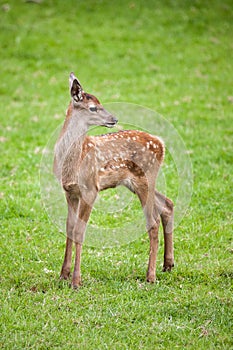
<box><xmin>0</xmin><ymin>0</ymin><xmax>233</xmax><ymax>349</ymax></box>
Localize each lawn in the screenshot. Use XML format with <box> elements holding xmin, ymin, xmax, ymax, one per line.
<box><xmin>0</xmin><ymin>0</ymin><xmax>232</xmax><ymax>349</ymax></box>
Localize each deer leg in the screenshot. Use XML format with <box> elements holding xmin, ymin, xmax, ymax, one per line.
<box><xmin>71</xmin><ymin>197</ymin><xmax>96</xmax><ymax>289</ymax></box>
<box><xmin>146</xmin><ymin>197</ymin><xmax>160</xmax><ymax>283</ymax></box>
<box><xmin>146</xmin><ymin>216</ymin><xmax>160</xmax><ymax>283</ymax></box>
<box><xmin>60</xmin><ymin>236</ymin><xmax>73</xmax><ymax>280</ymax></box>
<box><xmin>72</xmin><ymin>242</ymin><xmax>82</xmax><ymax>289</ymax></box>
<box><xmin>136</xmin><ymin>182</ymin><xmax>160</xmax><ymax>283</ymax></box>
<box><xmin>60</xmin><ymin>195</ymin><xmax>79</xmax><ymax>280</ymax></box>
<box><xmin>155</xmin><ymin>190</ymin><xmax>174</xmax><ymax>272</ymax></box>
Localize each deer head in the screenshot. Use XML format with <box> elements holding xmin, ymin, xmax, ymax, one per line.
<box><xmin>69</xmin><ymin>72</ymin><xmax>118</xmax><ymax>128</ymax></box>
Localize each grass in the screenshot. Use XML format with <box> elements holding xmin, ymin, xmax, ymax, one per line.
<box><xmin>0</xmin><ymin>0</ymin><xmax>233</xmax><ymax>349</ymax></box>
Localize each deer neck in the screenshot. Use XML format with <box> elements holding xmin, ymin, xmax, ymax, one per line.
<box><xmin>54</xmin><ymin>109</ymin><xmax>89</xmax><ymax>183</ymax></box>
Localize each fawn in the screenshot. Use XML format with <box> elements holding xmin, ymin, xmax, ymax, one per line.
<box><xmin>53</xmin><ymin>72</ymin><xmax>174</xmax><ymax>288</ymax></box>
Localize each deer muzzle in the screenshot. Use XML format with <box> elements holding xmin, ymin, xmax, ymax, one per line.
<box><xmin>104</xmin><ymin>116</ymin><xmax>118</xmax><ymax>128</ymax></box>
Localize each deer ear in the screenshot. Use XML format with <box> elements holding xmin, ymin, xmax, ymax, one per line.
<box><xmin>69</xmin><ymin>72</ymin><xmax>83</xmax><ymax>101</ymax></box>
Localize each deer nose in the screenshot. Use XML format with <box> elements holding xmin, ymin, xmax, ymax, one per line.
<box><xmin>112</xmin><ymin>117</ymin><xmax>118</xmax><ymax>124</ymax></box>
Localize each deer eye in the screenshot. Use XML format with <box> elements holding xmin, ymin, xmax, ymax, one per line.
<box><xmin>89</xmin><ymin>106</ymin><xmax>97</xmax><ymax>112</ymax></box>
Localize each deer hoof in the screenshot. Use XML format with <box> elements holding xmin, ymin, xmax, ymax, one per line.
<box><xmin>146</xmin><ymin>274</ymin><xmax>156</xmax><ymax>283</ymax></box>
<box><xmin>72</xmin><ymin>282</ymin><xmax>82</xmax><ymax>290</ymax></box>
<box><xmin>162</xmin><ymin>261</ymin><xmax>174</xmax><ymax>272</ymax></box>
<box><xmin>72</xmin><ymin>278</ymin><xmax>82</xmax><ymax>289</ymax></box>
<box><xmin>60</xmin><ymin>269</ymin><xmax>70</xmax><ymax>280</ymax></box>
<box><xmin>72</xmin><ymin>284</ymin><xmax>79</xmax><ymax>290</ymax></box>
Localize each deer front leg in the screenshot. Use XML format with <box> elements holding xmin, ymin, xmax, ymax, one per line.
<box><xmin>60</xmin><ymin>198</ymin><xmax>78</xmax><ymax>280</ymax></box>
<box><xmin>72</xmin><ymin>242</ymin><xmax>82</xmax><ymax>288</ymax></box>
<box><xmin>71</xmin><ymin>197</ymin><xmax>96</xmax><ymax>289</ymax></box>
<box><xmin>60</xmin><ymin>236</ymin><xmax>73</xmax><ymax>280</ymax></box>
<box><xmin>155</xmin><ymin>190</ymin><xmax>174</xmax><ymax>272</ymax></box>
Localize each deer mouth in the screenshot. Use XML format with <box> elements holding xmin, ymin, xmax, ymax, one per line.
<box><xmin>105</xmin><ymin>122</ymin><xmax>117</xmax><ymax>128</ymax></box>
<box><xmin>104</xmin><ymin>117</ymin><xmax>118</xmax><ymax>128</ymax></box>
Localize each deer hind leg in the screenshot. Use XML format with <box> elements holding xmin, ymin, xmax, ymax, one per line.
<box><xmin>136</xmin><ymin>181</ymin><xmax>160</xmax><ymax>283</ymax></box>
<box><xmin>146</xmin><ymin>199</ymin><xmax>161</xmax><ymax>283</ymax></box>
<box><xmin>60</xmin><ymin>195</ymin><xmax>79</xmax><ymax>280</ymax></box>
<box><xmin>155</xmin><ymin>190</ymin><xmax>174</xmax><ymax>272</ymax></box>
<box><xmin>146</xmin><ymin>216</ymin><xmax>160</xmax><ymax>283</ymax></box>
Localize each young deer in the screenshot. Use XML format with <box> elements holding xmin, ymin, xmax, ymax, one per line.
<box><xmin>53</xmin><ymin>72</ymin><xmax>174</xmax><ymax>288</ymax></box>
